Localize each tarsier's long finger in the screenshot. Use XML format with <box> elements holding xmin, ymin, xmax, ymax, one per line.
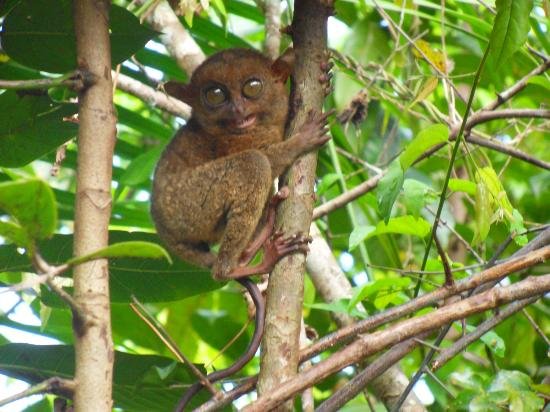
<box><xmin>277</xmin><ymin>243</ymin><xmax>310</xmax><ymax>256</ymax></box>
<box><xmin>270</xmin><ymin>186</ymin><xmax>290</xmax><ymax>207</ymax></box>
<box><xmin>282</xmin><ymin>235</ymin><xmax>311</xmax><ymax>247</ymax></box>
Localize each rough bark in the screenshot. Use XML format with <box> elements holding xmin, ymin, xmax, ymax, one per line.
<box><xmin>257</xmin><ymin>0</ymin><xmax>329</xmax><ymax>409</ymax></box>
<box><xmin>72</xmin><ymin>1</ymin><xmax>116</xmax><ymax>410</ymax></box>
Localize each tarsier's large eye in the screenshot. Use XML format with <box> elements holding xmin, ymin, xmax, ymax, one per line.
<box><xmin>242</xmin><ymin>78</ymin><xmax>263</xmax><ymax>98</ymax></box>
<box><xmin>203</xmin><ymin>86</ymin><xmax>227</xmax><ymax>107</ymax></box>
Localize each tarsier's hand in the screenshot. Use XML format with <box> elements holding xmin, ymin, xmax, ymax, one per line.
<box><xmin>292</xmin><ymin>110</ymin><xmax>333</xmax><ymax>152</ymax></box>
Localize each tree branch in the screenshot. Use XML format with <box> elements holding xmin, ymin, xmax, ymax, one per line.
<box><xmin>72</xmin><ymin>1</ymin><xmax>116</xmax><ymax>410</ymax></box>
<box><xmin>134</xmin><ymin>0</ymin><xmax>204</xmax><ymax>74</ymax></box>
<box><xmin>245</xmin><ymin>274</ymin><xmax>550</xmax><ymax>410</ymax></box>
<box><xmin>114</xmin><ymin>72</ymin><xmax>190</xmax><ymax>118</ymax></box>
<box><xmin>431</xmin><ymin>296</ymin><xmax>539</xmax><ymax>370</ymax></box>
<box><xmin>0</xmin><ymin>377</ymin><xmax>75</xmax><ymax>408</ymax></box>
<box><xmin>257</xmin><ymin>1</ymin><xmax>330</xmax><ymax>408</ymax></box>
<box><xmin>483</xmin><ymin>58</ymin><xmax>550</xmax><ymax>111</ymax></box>
<box><xmin>300</xmin><ymin>246</ymin><xmax>550</xmax><ymax>361</ymax></box>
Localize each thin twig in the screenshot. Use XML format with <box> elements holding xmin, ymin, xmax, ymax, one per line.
<box><xmin>484</xmin><ymin>58</ymin><xmax>550</xmax><ymax>111</ymax></box>
<box><xmin>129</xmin><ymin>296</ymin><xmax>219</xmax><ymax>397</ymax></box>
<box><xmin>0</xmin><ymin>71</ymin><xmax>90</xmax><ymax>91</ymax></box>
<box><xmin>300</xmin><ymin>246</ymin><xmax>550</xmax><ymax>361</ymax></box>
<box><xmin>413</xmin><ymin>46</ymin><xmax>491</xmax><ymax>297</ymax></box>
<box><xmin>433</xmin><ymin>232</ymin><xmax>454</xmax><ymax>287</ymax></box>
<box><xmin>521</xmin><ymin>306</ymin><xmax>550</xmax><ymax>347</ymax></box>
<box><xmin>0</xmin><ymin>377</ymin><xmax>75</xmax><ymax>408</ymax></box>
<box><xmin>431</xmin><ymin>296</ymin><xmax>540</xmax><ymax>370</ymax></box>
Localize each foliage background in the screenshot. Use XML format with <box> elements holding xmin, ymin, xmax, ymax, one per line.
<box><xmin>0</xmin><ymin>0</ymin><xmax>549</xmax><ymax>410</ymax></box>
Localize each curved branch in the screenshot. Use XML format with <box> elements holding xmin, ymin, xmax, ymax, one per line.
<box><xmin>115</xmin><ymin>72</ymin><xmax>190</xmax><ymax>118</ymax></box>
<box><xmin>300</xmin><ymin>246</ymin><xmax>550</xmax><ymax>361</ymax></box>
<box><xmin>134</xmin><ymin>0</ymin><xmax>204</xmax><ymax>75</ymax></box>
<box><xmin>245</xmin><ymin>273</ymin><xmax>550</xmax><ymax>411</ymax></box>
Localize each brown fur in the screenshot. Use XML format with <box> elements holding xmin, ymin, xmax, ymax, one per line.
<box><xmin>151</xmin><ymin>48</ymin><xmax>329</xmax><ymax>281</ymax></box>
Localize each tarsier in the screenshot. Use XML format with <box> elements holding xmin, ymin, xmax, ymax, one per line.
<box><xmin>151</xmin><ymin>48</ymin><xmax>330</xmax><ymax>410</ymax></box>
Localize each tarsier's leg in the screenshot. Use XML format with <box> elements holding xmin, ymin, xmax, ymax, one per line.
<box><xmin>238</xmin><ymin>186</ymin><xmax>290</xmax><ymax>266</ymax></box>
<box><xmin>163</xmin><ymin>234</ymin><xmax>216</xmax><ymax>269</ymax></box>
<box><xmin>213</xmin><ymin>152</ymin><xmax>311</xmax><ymax>280</ymax></box>
<box><xmin>212</xmin><ymin>151</ymin><xmax>274</xmax><ymax>280</ymax></box>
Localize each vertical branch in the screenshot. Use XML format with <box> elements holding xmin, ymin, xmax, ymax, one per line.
<box><xmin>264</xmin><ymin>0</ymin><xmax>282</xmax><ymax>59</ymax></box>
<box><xmin>257</xmin><ymin>0</ymin><xmax>330</xmax><ymax>408</ymax></box>
<box><xmin>72</xmin><ymin>1</ymin><xmax>116</xmax><ymax>411</ymax></box>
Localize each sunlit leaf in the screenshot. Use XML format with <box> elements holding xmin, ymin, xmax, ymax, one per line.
<box><xmin>350</xmin><ymin>215</ymin><xmax>430</xmax><ymax>250</ymax></box>
<box><xmin>67</xmin><ymin>241</ymin><xmax>172</xmax><ymax>266</ymax></box>
<box><xmin>449</xmin><ymin>178</ymin><xmax>477</xmax><ymax>195</ymax></box>
<box><xmin>305</xmin><ymin>299</ymin><xmax>367</xmax><ymax>319</ymax></box>
<box><xmin>377</xmin><ymin>159</ymin><xmax>404</xmax><ymax>220</ymax></box>
<box><xmin>410</xmin><ymin>76</ymin><xmax>439</xmax><ymax>107</ymax></box>
<box><xmin>487</xmin><ymin>0</ymin><xmax>534</xmax><ymax>69</ymax></box>
<box><xmin>413</xmin><ymin>40</ymin><xmax>447</xmax><ymax>72</ymax></box>
<box><xmin>349</xmin><ymin>277</ymin><xmax>411</xmax><ymax>310</ymax></box>
<box><xmin>0</xmin><ymin>179</ymin><xmax>57</xmax><ymax>244</ymax></box>
<box><xmin>402</xmin><ymin>179</ymin><xmax>437</xmax><ymax>218</ymax></box>
<box><xmin>400</xmin><ymin>124</ymin><xmax>449</xmax><ymax>170</ymax></box>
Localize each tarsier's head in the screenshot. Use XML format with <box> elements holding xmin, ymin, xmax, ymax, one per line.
<box><xmin>165</xmin><ymin>48</ymin><xmax>294</xmax><ymax>135</ymax></box>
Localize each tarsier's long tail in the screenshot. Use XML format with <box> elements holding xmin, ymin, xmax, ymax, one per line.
<box><xmin>174</xmin><ymin>278</ymin><xmax>265</xmax><ymax>411</ymax></box>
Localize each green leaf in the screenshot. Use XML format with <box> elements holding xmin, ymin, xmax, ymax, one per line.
<box><xmin>465</xmin><ymin>325</ymin><xmax>505</xmax><ymax>357</ymax></box>
<box><xmin>349</xmin><ymin>277</ymin><xmax>411</xmax><ymax>310</ymax></box>
<box><xmin>305</xmin><ymin>299</ymin><xmax>367</xmax><ymax>319</ymax></box>
<box><xmin>316</xmin><ymin>173</ymin><xmax>340</xmax><ymax>196</ymax></box>
<box><xmin>473</xmin><ymin>180</ymin><xmax>492</xmax><ymax>245</ymax></box>
<box><xmin>527</xmin><ymin>75</ymin><xmax>550</xmax><ymax>91</ymax></box>
<box><xmin>0</xmin><ymin>232</ymin><xmax>221</xmax><ymax>303</ymax></box>
<box><xmin>449</xmin><ymin>178</ymin><xmax>477</xmax><ymax>195</ymax></box>
<box><xmin>349</xmin><ymin>225</ymin><xmax>376</xmax><ymax>251</ymax></box>
<box><xmin>0</xmin><ymin>91</ymin><xmax>78</xmax><ymax>167</ymax></box>
<box><xmin>120</xmin><ymin>145</ymin><xmax>164</xmax><ymax>186</ymax></box>
<box><xmin>402</xmin><ymin>179</ymin><xmax>436</xmax><ymax>218</ymax></box>
<box><xmin>0</xmin><ymin>220</ymin><xmax>31</xmax><ymax>249</ymax></box>
<box><xmin>67</xmin><ymin>241</ymin><xmax>172</xmax><ymax>266</ymax></box>
<box><xmin>487</xmin><ymin>370</ymin><xmax>544</xmax><ymax>412</ymax></box>
<box><xmin>350</xmin><ymin>215</ymin><xmax>430</xmax><ymax>250</ymax></box>
<box><xmin>399</xmin><ymin>124</ymin><xmax>449</xmax><ymax>170</ymax></box>
<box><xmin>487</xmin><ymin>0</ymin><xmax>534</xmax><ymax>69</ymax></box>
<box><xmin>377</xmin><ymin>159</ymin><xmax>404</xmax><ymax>221</ymax></box>
<box><xmin>509</xmin><ymin>209</ymin><xmax>528</xmax><ymax>246</ymax></box>
<box><xmin>183</xmin><ymin>15</ymin><xmax>251</xmax><ymax>50</ymax></box>
<box><xmin>0</xmin><ymin>179</ymin><xmax>57</xmax><ymax>243</ymax></box>
<box><xmin>474</xmin><ymin>167</ymin><xmax>527</xmax><ymax>245</ymax></box>
<box><xmin>0</xmin><ymin>343</ymin><xmax>208</xmax><ymax>411</ymax></box>
<box><xmin>1</xmin><ymin>0</ymin><xmax>156</xmax><ymax>73</ymax></box>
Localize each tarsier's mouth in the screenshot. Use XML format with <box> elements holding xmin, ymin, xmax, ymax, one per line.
<box><xmin>233</xmin><ymin>114</ymin><xmax>256</xmax><ymax>129</ymax></box>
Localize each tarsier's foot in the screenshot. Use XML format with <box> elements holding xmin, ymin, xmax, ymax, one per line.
<box><xmin>295</xmin><ymin>110</ymin><xmax>334</xmax><ymax>151</ymax></box>
<box><xmin>319</xmin><ymin>59</ymin><xmax>334</xmax><ymax>96</ymax></box>
<box><xmin>238</xmin><ymin>187</ymin><xmax>291</xmax><ymax>266</ymax></box>
<box><xmin>270</xmin><ymin>186</ymin><xmax>290</xmax><ymax>207</ymax></box>
<box><xmin>215</xmin><ymin>232</ymin><xmax>311</xmax><ymax>280</ymax></box>
<box><xmin>263</xmin><ymin>231</ymin><xmax>311</xmax><ymax>268</ymax></box>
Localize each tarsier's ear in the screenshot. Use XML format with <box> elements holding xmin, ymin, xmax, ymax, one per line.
<box><xmin>164</xmin><ymin>81</ymin><xmax>195</xmax><ymax>105</ymax></box>
<box><xmin>271</xmin><ymin>48</ymin><xmax>294</xmax><ymax>82</ymax></box>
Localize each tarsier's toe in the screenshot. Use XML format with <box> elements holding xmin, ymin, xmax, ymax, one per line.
<box><xmin>277</xmin><ymin>186</ymin><xmax>290</xmax><ymax>199</ymax></box>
